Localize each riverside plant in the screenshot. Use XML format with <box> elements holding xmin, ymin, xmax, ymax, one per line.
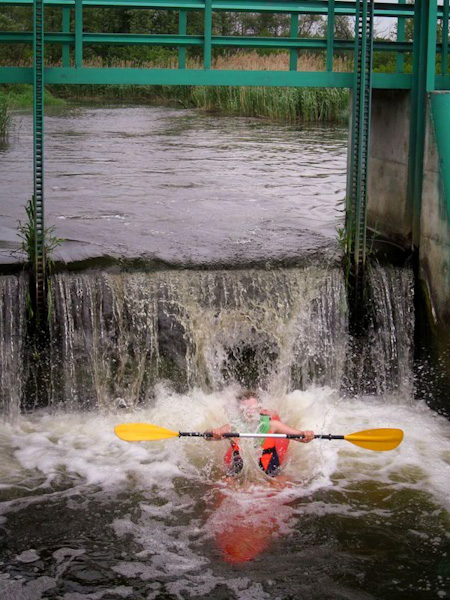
<box><xmin>17</xmin><ymin>197</ymin><xmax>63</xmax><ymax>321</ymax></box>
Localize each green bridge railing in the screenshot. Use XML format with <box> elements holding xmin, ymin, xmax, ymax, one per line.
<box><xmin>0</xmin><ymin>0</ymin><xmax>449</xmax><ymax>316</ymax></box>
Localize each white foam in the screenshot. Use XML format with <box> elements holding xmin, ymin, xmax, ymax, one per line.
<box><xmin>0</xmin><ymin>386</ymin><xmax>449</xmax><ymax>512</ymax></box>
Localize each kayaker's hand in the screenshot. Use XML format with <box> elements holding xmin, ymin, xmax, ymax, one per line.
<box><xmin>301</xmin><ymin>430</ymin><xmax>315</xmax><ymax>443</ymax></box>
<box><xmin>211</xmin><ymin>428</ymin><xmax>225</xmax><ymax>440</ymax></box>
<box><xmin>204</xmin><ymin>428</ymin><xmax>225</xmax><ymax>440</ymax></box>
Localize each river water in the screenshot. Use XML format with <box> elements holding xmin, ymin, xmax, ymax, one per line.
<box><xmin>0</xmin><ymin>105</ymin><xmax>346</xmax><ymax>266</ymax></box>
<box><xmin>0</xmin><ymin>106</ymin><xmax>450</xmax><ymax>599</ymax></box>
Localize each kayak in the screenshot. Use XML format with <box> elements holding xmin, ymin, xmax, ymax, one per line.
<box><xmin>210</xmin><ymin>478</ymin><xmax>291</xmax><ymax>564</ymax></box>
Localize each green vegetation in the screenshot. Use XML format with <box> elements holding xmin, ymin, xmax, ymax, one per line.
<box><xmin>185</xmin><ymin>86</ymin><xmax>349</xmax><ymax>122</ymax></box>
<box><xmin>0</xmin><ymin>93</ymin><xmax>10</xmax><ymax>140</ymax></box>
<box><xmin>17</xmin><ymin>197</ymin><xmax>63</xmax><ymax>320</ymax></box>
<box><xmin>0</xmin><ymin>84</ymin><xmax>66</xmax><ymax>109</ymax></box>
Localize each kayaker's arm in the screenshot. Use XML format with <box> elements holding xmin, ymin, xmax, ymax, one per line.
<box><xmin>270</xmin><ymin>420</ymin><xmax>314</xmax><ymax>443</ymax></box>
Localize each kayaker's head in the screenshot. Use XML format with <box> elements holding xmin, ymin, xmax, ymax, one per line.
<box><xmin>237</xmin><ymin>390</ymin><xmax>261</xmax><ymax>419</ymax></box>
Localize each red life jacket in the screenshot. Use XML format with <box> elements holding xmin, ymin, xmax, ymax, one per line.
<box><xmin>224</xmin><ymin>412</ymin><xmax>290</xmax><ymax>476</ymax></box>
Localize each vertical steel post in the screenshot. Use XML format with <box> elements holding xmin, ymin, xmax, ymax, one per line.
<box><xmin>75</xmin><ymin>0</ymin><xmax>83</xmax><ymax>68</ymax></box>
<box><xmin>33</xmin><ymin>0</ymin><xmax>45</xmax><ymax>317</ymax></box>
<box><xmin>326</xmin><ymin>0</ymin><xmax>335</xmax><ymax>72</ymax></box>
<box><xmin>204</xmin><ymin>0</ymin><xmax>212</xmax><ymax>69</ymax></box>
<box><xmin>426</xmin><ymin>0</ymin><xmax>437</xmax><ymax>92</ymax></box>
<box><xmin>396</xmin><ymin>0</ymin><xmax>406</xmax><ymax>73</ymax></box>
<box><xmin>443</xmin><ymin>0</ymin><xmax>449</xmax><ymax>75</ymax></box>
<box><xmin>62</xmin><ymin>6</ymin><xmax>70</xmax><ymax>67</ymax></box>
<box><xmin>178</xmin><ymin>11</ymin><xmax>187</xmax><ymax>69</ymax></box>
<box><xmin>290</xmin><ymin>13</ymin><xmax>298</xmax><ymax>71</ymax></box>
<box><xmin>348</xmin><ymin>0</ymin><xmax>373</xmax><ymax>290</ymax></box>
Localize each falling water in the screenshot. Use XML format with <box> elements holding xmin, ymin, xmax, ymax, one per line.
<box><xmin>0</xmin><ymin>273</ymin><xmax>26</xmax><ymax>418</ymax></box>
<box><xmin>38</xmin><ymin>262</ymin><xmax>412</xmax><ymax>410</ymax></box>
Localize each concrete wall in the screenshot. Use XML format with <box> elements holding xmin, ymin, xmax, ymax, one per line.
<box><xmin>348</xmin><ymin>89</ymin><xmax>450</xmax><ymax>412</ymax></box>
<box><xmin>366</xmin><ymin>89</ymin><xmax>412</xmax><ymax>249</ymax></box>
<box><xmin>416</xmin><ymin>93</ymin><xmax>450</xmax><ymax>414</ymax></box>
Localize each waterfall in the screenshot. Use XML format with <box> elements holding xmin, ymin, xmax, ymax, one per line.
<box><xmin>0</xmin><ymin>264</ymin><xmax>414</xmax><ymax>412</ymax></box>
<box><xmin>0</xmin><ymin>273</ymin><xmax>27</xmax><ymax>417</ymax></box>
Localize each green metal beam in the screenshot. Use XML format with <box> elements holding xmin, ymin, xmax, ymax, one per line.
<box><xmin>75</xmin><ymin>0</ymin><xmax>83</xmax><ymax>67</ymax></box>
<box><xmin>0</xmin><ymin>66</ymin><xmax>413</xmax><ymax>89</ymax></box>
<box><xmin>178</xmin><ymin>10</ymin><xmax>187</xmax><ymax>69</ymax></box>
<box><xmin>443</xmin><ymin>0</ymin><xmax>449</xmax><ymax>75</ymax></box>
<box><xmin>289</xmin><ymin>12</ymin><xmax>298</xmax><ymax>72</ymax></box>
<box><xmin>326</xmin><ymin>0</ymin><xmax>335</xmax><ymax>72</ymax></box>
<box><xmin>426</xmin><ymin>0</ymin><xmax>437</xmax><ymax>92</ymax></box>
<box><xmin>62</xmin><ymin>5</ymin><xmax>71</xmax><ymax>67</ymax></box>
<box><xmin>204</xmin><ymin>0</ymin><xmax>212</xmax><ymax>68</ymax></box>
<box><xmin>396</xmin><ymin>0</ymin><xmax>405</xmax><ymax>74</ymax></box>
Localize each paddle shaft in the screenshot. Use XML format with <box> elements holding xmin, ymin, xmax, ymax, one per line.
<box><xmin>179</xmin><ymin>432</ymin><xmax>345</xmax><ymax>440</ymax></box>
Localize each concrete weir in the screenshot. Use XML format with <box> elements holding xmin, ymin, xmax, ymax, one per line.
<box><xmin>365</xmin><ymin>89</ymin><xmax>450</xmax><ymax>413</ymax></box>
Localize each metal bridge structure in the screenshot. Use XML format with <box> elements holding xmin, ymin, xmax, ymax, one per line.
<box><xmin>0</xmin><ymin>0</ymin><xmax>449</xmax><ymax>312</ymax></box>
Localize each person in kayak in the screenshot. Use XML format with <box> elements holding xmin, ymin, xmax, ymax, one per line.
<box><xmin>206</xmin><ymin>390</ymin><xmax>314</xmax><ymax>477</ymax></box>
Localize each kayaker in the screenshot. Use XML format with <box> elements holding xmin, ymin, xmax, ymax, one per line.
<box><xmin>206</xmin><ymin>390</ymin><xmax>314</xmax><ymax>477</ymax></box>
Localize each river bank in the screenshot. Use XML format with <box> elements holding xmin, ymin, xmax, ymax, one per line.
<box><xmin>0</xmin><ymin>53</ymin><xmax>350</xmax><ymax>138</ymax></box>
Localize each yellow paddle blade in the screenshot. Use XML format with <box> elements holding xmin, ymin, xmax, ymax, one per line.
<box><xmin>344</xmin><ymin>428</ymin><xmax>404</xmax><ymax>452</ymax></box>
<box><xmin>114</xmin><ymin>423</ymin><xmax>179</xmax><ymax>442</ymax></box>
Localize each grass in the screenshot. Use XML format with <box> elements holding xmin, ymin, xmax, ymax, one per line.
<box><xmin>0</xmin><ymin>84</ymin><xmax>66</xmax><ymax>109</ymax></box>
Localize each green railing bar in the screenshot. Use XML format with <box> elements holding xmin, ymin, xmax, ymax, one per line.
<box><xmin>396</xmin><ymin>0</ymin><xmax>405</xmax><ymax>74</ymax></box>
<box><xmin>75</xmin><ymin>0</ymin><xmax>82</xmax><ymax>67</ymax></box>
<box><xmin>289</xmin><ymin>13</ymin><xmax>298</xmax><ymax>71</ymax></box>
<box><xmin>204</xmin><ymin>0</ymin><xmax>212</xmax><ymax>69</ymax></box>
<box><xmin>443</xmin><ymin>0</ymin><xmax>449</xmax><ymax>75</ymax></box>
<box><xmin>0</xmin><ymin>0</ymin><xmax>419</xmax><ymax>19</ymax></box>
<box><xmin>62</xmin><ymin>5</ymin><xmax>71</xmax><ymax>67</ymax></box>
<box><xmin>326</xmin><ymin>0</ymin><xmax>335</xmax><ymax>72</ymax></box>
<box><xmin>0</xmin><ymin>31</ymin><xmax>415</xmax><ymax>53</ymax></box>
<box><xmin>178</xmin><ymin>10</ymin><xmax>187</xmax><ymax>69</ymax></box>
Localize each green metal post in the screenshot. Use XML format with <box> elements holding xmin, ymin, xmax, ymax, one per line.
<box><xmin>62</xmin><ymin>6</ymin><xmax>70</xmax><ymax>67</ymax></box>
<box><xmin>348</xmin><ymin>0</ymin><xmax>373</xmax><ymax>287</ymax></box>
<box><xmin>408</xmin><ymin>0</ymin><xmax>437</xmax><ymax>246</ymax></box>
<box><xmin>326</xmin><ymin>0</ymin><xmax>335</xmax><ymax>72</ymax></box>
<box><xmin>204</xmin><ymin>0</ymin><xmax>212</xmax><ymax>69</ymax></box>
<box><xmin>443</xmin><ymin>0</ymin><xmax>449</xmax><ymax>75</ymax></box>
<box><xmin>75</xmin><ymin>0</ymin><xmax>83</xmax><ymax>68</ymax></box>
<box><xmin>178</xmin><ymin>11</ymin><xmax>187</xmax><ymax>69</ymax></box>
<box><xmin>33</xmin><ymin>0</ymin><xmax>45</xmax><ymax>315</ymax></box>
<box><xmin>290</xmin><ymin>13</ymin><xmax>298</xmax><ymax>71</ymax></box>
<box><xmin>426</xmin><ymin>0</ymin><xmax>437</xmax><ymax>92</ymax></box>
<box><xmin>396</xmin><ymin>0</ymin><xmax>405</xmax><ymax>73</ymax></box>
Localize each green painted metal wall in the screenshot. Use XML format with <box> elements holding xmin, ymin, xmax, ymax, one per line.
<box><xmin>430</xmin><ymin>93</ymin><xmax>450</xmax><ymax>220</ymax></box>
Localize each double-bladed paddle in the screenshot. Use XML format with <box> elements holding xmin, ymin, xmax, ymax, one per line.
<box><xmin>114</xmin><ymin>423</ymin><xmax>404</xmax><ymax>452</ymax></box>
